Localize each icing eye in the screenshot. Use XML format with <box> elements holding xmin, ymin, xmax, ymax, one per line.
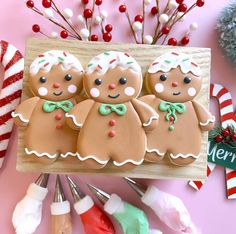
<box><xmin>184</xmin><ymin>77</ymin><xmax>192</xmax><ymax>84</ymax></box>
<box><xmin>39</xmin><ymin>76</ymin><xmax>47</xmax><ymax>83</ymax></box>
<box><xmin>160</xmin><ymin>74</ymin><xmax>167</xmax><ymax>81</ymax></box>
<box><xmin>119</xmin><ymin>77</ymin><xmax>127</xmax><ymax>85</ymax></box>
<box><xmin>65</xmin><ymin>74</ymin><xmax>72</xmax><ymax>81</ymax></box>
<box><xmin>94</xmin><ymin>78</ymin><xmax>102</xmax><ymax>85</ymax></box>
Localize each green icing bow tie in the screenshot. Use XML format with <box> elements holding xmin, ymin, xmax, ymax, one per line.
<box><xmin>159</xmin><ymin>101</ymin><xmax>186</xmax><ymax>123</ymax></box>
<box><xmin>43</xmin><ymin>100</ymin><xmax>73</xmax><ymax>113</ymax></box>
<box><xmin>99</xmin><ymin>103</ymin><xmax>127</xmax><ymax>116</ymax></box>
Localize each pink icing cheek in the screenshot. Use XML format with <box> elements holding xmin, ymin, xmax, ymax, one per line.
<box><xmin>90</xmin><ymin>88</ymin><xmax>100</xmax><ymax>97</ymax></box>
<box><xmin>155</xmin><ymin>83</ymin><xmax>164</xmax><ymax>93</ymax></box>
<box><xmin>67</xmin><ymin>84</ymin><xmax>77</xmax><ymax>94</ymax></box>
<box><xmin>124</xmin><ymin>87</ymin><xmax>135</xmax><ymax>96</ymax></box>
<box><xmin>38</xmin><ymin>87</ymin><xmax>48</xmax><ymax>96</ymax></box>
<box><xmin>187</xmin><ymin>87</ymin><xmax>196</xmax><ymax>97</ymax></box>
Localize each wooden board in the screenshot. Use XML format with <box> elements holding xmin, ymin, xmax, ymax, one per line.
<box><xmin>16</xmin><ymin>38</ymin><xmax>211</xmax><ymax>180</ymax></box>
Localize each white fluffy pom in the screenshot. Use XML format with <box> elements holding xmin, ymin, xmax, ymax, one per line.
<box><xmin>177</xmin><ymin>12</ymin><xmax>185</xmax><ymax>22</ymax></box>
<box><xmin>50</xmin><ymin>32</ymin><xmax>58</xmax><ymax>39</ymax></box>
<box><xmin>63</xmin><ymin>8</ymin><xmax>73</xmax><ymax>19</ymax></box>
<box><xmin>144</xmin><ymin>0</ymin><xmax>152</xmax><ymax>5</ymax></box>
<box><xmin>95</xmin><ymin>16</ymin><xmax>102</xmax><ymax>24</ymax></box>
<box><xmin>77</xmin><ymin>14</ymin><xmax>85</xmax><ymax>23</ymax></box>
<box><xmin>80</xmin><ymin>28</ymin><xmax>90</xmax><ymax>39</ymax></box>
<box><xmin>190</xmin><ymin>22</ymin><xmax>198</xmax><ymax>31</ymax></box>
<box><xmin>44</xmin><ymin>9</ymin><xmax>54</xmax><ymax>19</ymax></box>
<box><xmin>159</xmin><ymin>14</ymin><xmax>169</xmax><ymax>24</ymax></box>
<box><xmin>100</xmin><ymin>10</ymin><xmax>108</xmax><ymax>19</ymax></box>
<box><xmin>132</xmin><ymin>21</ymin><xmax>142</xmax><ymax>32</ymax></box>
<box><xmin>168</xmin><ymin>0</ymin><xmax>178</xmax><ymax>9</ymax></box>
<box><xmin>144</xmin><ymin>35</ymin><xmax>153</xmax><ymax>44</ymax></box>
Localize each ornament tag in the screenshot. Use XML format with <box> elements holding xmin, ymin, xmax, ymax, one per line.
<box><xmin>208</xmin><ymin>139</ymin><xmax>236</xmax><ymax>170</ymax></box>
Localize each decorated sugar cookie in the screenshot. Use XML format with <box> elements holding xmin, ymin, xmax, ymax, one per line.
<box><xmin>12</xmin><ymin>50</ymin><xmax>84</xmax><ymax>162</ymax></box>
<box><xmin>66</xmin><ymin>51</ymin><xmax>159</xmax><ymax>170</ymax></box>
<box><xmin>140</xmin><ymin>51</ymin><xmax>214</xmax><ymax>166</ymax></box>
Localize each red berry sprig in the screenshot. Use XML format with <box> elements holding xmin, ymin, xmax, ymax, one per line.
<box><xmin>178</xmin><ymin>3</ymin><xmax>187</xmax><ymax>12</ymax></box>
<box><xmin>134</xmin><ymin>15</ymin><xmax>144</xmax><ymax>23</ymax></box>
<box><xmin>105</xmin><ymin>24</ymin><xmax>113</xmax><ymax>33</ymax></box>
<box><xmin>162</xmin><ymin>26</ymin><xmax>170</xmax><ymax>34</ymax></box>
<box><xmin>181</xmin><ymin>36</ymin><xmax>190</xmax><ymax>45</ymax></box>
<box><xmin>91</xmin><ymin>34</ymin><xmax>98</xmax><ymax>41</ymax></box>
<box><xmin>26</xmin><ymin>0</ymin><xmax>34</xmax><ymax>8</ymax></box>
<box><xmin>60</xmin><ymin>30</ymin><xmax>69</xmax><ymax>39</ymax></box>
<box><xmin>83</xmin><ymin>9</ymin><xmax>93</xmax><ymax>19</ymax></box>
<box><xmin>42</xmin><ymin>0</ymin><xmax>52</xmax><ymax>8</ymax></box>
<box><xmin>196</xmin><ymin>0</ymin><xmax>205</xmax><ymax>7</ymax></box>
<box><xmin>151</xmin><ymin>7</ymin><xmax>158</xmax><ymax>15</ymax></box>
<box><xmin>168</xmin><ymin>38</ymin><xmax>177</xmax><ymax>46</ymax></box>
<box><xmin>32</xmin><ymin>24</ymin><xmax>40</xmax><ymax>33</ymax></box>
<box><xmin>103</xmin><ymin>32</ymin><xmax>112</xmax><ymax>42</ymax></box>
<box><xmin>119</xmin><ymin>5</ymin><xmax>126</xmax><ymax>13</ymax></box>
<box><xmin>95</xmin><ymin>0</ymin><xmax>102</xmax><ymax>6</ymax></box>
<box><xmin>82</xmin><ymin>0</ymin><xmax>89</xmax><ymax>4</ymax></box>
<box><xmin>215</xmin><ymin>135</ymin><xmax>223</xmax><ymax>143</ymax></box>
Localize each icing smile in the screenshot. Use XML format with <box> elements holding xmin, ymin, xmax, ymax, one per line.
<box><xmin>53</xmin><ymin>91</ymin><xmax>63</xmax><ymax>96</ymax></box>
<box><xmin>173</xmin><ymin>92</ymin><xmax>181</xmax><ymax>96</ymax></box>
<box><xmin>108</xmin><ymin>94</ymin><xmax>120</xmax><ymax>99</ymax></box>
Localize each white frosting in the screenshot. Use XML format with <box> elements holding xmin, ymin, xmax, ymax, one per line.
<box><xmin>65</xmin><ymin>113</ymin><xmax>83</xmax><ymax>127</ymax></box>
<box><xmin>85</xmin><ymin>51</ymin><xmax>142</xmax><ymax>75</ymax></box>
<box><xmin>30</xmin><ymin>50</ymin><xmax>84</xmax><ymax>75</ymax></box>
<box><xmin>124</xmin><ymin>87</ymin><xmax>135</xmax><ymax>96</ymax></box>
<box><xmin>67</xmin><ymin>84</ymin><xmax>77</xmax><ymax>94</ymax></box>
<box><xmin>188</xmin><ymin>87</ymin><xmax>196</xmax><ymax>97</ymax></box>
<box><xmin>51</xmin><ymin>200</ymin><xmax>70</xmax><ymax>215</ymax></box>
<box><xmin>113</xmin><ymin>158</ymin><xmax>144</xmax><ymax>167</ymax></box>
<box><xmin>143</xmin><ymin>115</ymin><xmax>159</xmax><ymax>127</ymax></box>
<box><xmin>199</xmin><ymin>116</ymin><xmax>215</xmax><ymax>126</ymax></box>
<box><xmin>38</xmin><ymin>87</ymin><xmax>48</xmax><ymax>96</ymax></box>
<box><xmin>11</xmin><ymin>112</ymin><xmax>29</xmax><ymax>123</ymax></box>
<box><xmin>60</xmin><ymin>152</ymin><xmax>77</xmax><ymax>158</ymax></box>
<box><xmin>148</xmin><ymin>52</ymin><xmax>202</xmax><ymax>77</ymax></box>
<box><xmin>170</xmin><ymin>153</ymin><xmax>199</xmax><ymax>159</ymax></box>
<box><xmin>155</xmin><ymin>83</ymin><xmax>164</xmax><ymax>93</ymax></box>
<box><xmin>77</xmin><ymin>153</ymin><xmax>109</xmax><ymax>165</ymax></box>
<box><xmin>90</xmin><ymin>88</ymin><xmax>100</xmax><ymax>97</ymax></box>
<box><xmin>25</xmin><ymin>148</ymin><xmax>57</xmax><ymax>158</ymax></box>
<box><xmin>146</xmin><ymin>148</ymin><xmax>165</xmax><ymax>156</ymax></box>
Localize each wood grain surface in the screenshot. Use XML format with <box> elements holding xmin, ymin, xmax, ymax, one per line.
<box><xmin>16</xmin><ymin>38</ymin><xmax>211</xmax><ymax>180</ymax></box>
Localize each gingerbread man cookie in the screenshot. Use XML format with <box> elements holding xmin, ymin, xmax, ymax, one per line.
<box><xmin>12</xmin><ymin>50</ymin><xmax>84</xmax><ymax>162</ymax></box>
<box><xmin>66</xmin><ymin>51</ymin><xmax>158</xmax><ymax>170</ymax></box>
<box><xmin>140</xmin><ymin>52</ymin><xmax>214</xmax><ymax>166</ymax></box>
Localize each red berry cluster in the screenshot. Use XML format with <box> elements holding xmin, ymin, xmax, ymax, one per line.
<box><xmin>214</xmin><ymin>128</ymin><xmax>236</xmax><ymax>143</ymax></box>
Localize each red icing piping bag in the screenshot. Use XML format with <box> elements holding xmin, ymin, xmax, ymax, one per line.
<box><xmin>66</xmin><ymin>176</ymin><xmax>115</xmax><ymax>234</ymax></box>
<box><xmin>124</xmin><ymin>177</ymin><xmax>199</xmax><ymax>234</ymax></box>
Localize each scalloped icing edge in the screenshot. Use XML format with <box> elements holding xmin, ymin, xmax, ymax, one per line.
<box><xmin>60</xmin><ymin>152</ymin><xmax>77</xmax><ymax>158</ymax></box>
<box><xmin>77</xmin><ymin>153</ymin><xmax>109</xmax><ymax>165</ymax></box>
<box><xmin>113</xmin><ymin>158</ymin><xmax>144</xmax><ymax>167</ymax></box>
<box><xmin>143</xmin><ymin>115</ymin><xmax>159</xmax><ymax>127</ymax></box>
<box><xmin>65</xmin><ymin>113</ymin><xmax>83</xmax><ymax>127</ymax></box>
<box><xmin>25</xmin><ymin>148</ymin><xmax>57</xmax><ymax>158</ymax></box>
<box><xmin>200</xmin><ymin>115</ymin><xmax>215</xmax><ymax>126</ymax></box>
<box><xmin>11</xmin><ymin>112</ymin><xmax>29</xmax><ymax>123</ymax></box>
<box><xmin>146</xmin><ymin>148</ymin><xmax>165</xmax><ymax>156</ymax></box>
<box><xmin>170</xmin><ymin>153</ymin><xmax>199</xmax><ymax>159</ymax></box>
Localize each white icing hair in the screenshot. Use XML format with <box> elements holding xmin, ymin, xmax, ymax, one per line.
<box><xmin>30</xmin><ymin>50</ymin><xmax>84</xmax><ymax>75</ymax></box>
<box><xmin>85</xmin><ymin>51</ymin><xmax>141</xmax><ymax>75</ymax></box>
<box><xmin>148</xmin><ymin>51</ymin><xmax>202</xmax><ymax>77</ymax></box>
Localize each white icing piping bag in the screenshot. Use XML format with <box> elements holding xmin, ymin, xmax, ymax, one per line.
<box><xmin>87</xmin><ymin>184</ymin><xmax>162</xmax><ymax>234</ymax></box>
<box><xmin>12</xmin><ymin>174</ymin><xmax>49</xmax><ymax>234</ymax></box>
<box><xmin>124</xmin><ymin>177</ymin><xmax>200</xmax><ymax>234</ymax></box>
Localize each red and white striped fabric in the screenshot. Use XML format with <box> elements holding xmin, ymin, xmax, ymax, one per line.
<box><xmin>0</xmin><ymin>40</ymin><xmax>24</xmax><ymax>168</ymax></box>
<box><xmin>189</xmin><ymin>83</ymin><xmax>236</xmax><ymax>199</ymax></box>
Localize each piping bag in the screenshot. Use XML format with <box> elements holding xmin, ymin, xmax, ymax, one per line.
<box><xmin>50</xmin><ymin>175</ymin><xmax>72</xmax><ymax>234</ymax></box>
<box><xmin>66</xmin><ymin>176</ymin><xmax>115</xmax><ymax>234</ymax></box>
<box><xmin>124</xmin><ymin>177</ymin><xmax>199</xmax><ymax>234</ymax></box>
<box><xmin>12</xmin><ymin>173</ymin><xmax>49</xmax><ymax>234</ymax></box>
<box><xmin>88</xmin><ymin>184</ymin><xmax>162</xmax><ymax>234</ymax></box>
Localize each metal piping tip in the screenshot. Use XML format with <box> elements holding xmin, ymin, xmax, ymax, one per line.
<box><xmin>54</xmin><ymin>175</ymin><xmax>66</xmax><ymax>203</ymax></box>
<box><xmin>35</xmin><ymin>173</ymin><xmax>50</xmax><ymax>188</ymax></box>
<box><xmin>66</xmin><ymin>176</ymin><xmax>85</xmax><ymax>202</ymax></box>
<box><xmin>124</xmin><ymin>177</ymin><xmax>147</xmax><ymax>197</ymax></box>
<box><xmin>87</xmin><ymin>184</ymin><xmax>110</xmax><ymax>205</ymax></box>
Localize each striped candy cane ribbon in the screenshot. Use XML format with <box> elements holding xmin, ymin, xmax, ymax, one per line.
<box><xmin>189</xmin><ymin>83</ymin><xmax>236</xmax><ymax>199</ymax></box>
<box><xmin>0</xmin><ymin>40</ymin><xmax>24</xmax><ymax>168</ymax></box>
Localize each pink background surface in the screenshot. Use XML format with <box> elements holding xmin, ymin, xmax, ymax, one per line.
<box><xmin>0</xmin><ymin>0</ymin><xmax>236</xmax><ymax>233</ymax></box>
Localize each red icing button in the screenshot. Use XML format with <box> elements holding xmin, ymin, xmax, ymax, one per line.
<box><xmin>169</xmin><ymin>116</ymin><xmax>174</xmax><ymax>122</ymax></box>
<box><xmin>108</xmin><ymin>130</ymin><xmax>116</xmax><ymax>137</ymax></box>
<box><xmin>56</xmin><ymin>124</ymin><xmax>63</xmax><ymax>129</ymax></box>
<box><xmin>55</xmin><ymin>114</ymin><xmax>62</xmax><ymax>120</ymax></box>
<box><xmin>109</xmin><ymin>120</ymin><xmax>116</xmax><ymax>126</ymax></box>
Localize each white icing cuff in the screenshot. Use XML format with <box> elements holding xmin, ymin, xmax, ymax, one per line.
<box><xmin>141</xmin><ymin>185</ymin><xmax>159</xmax><ymax>206</ymax></box>
<box><xmin>25</xmin><ymin>148</ymin><xmax>57</xmax><ymax>159</ymax></box>
<box><xmin>0</xmin><ymin>157</ymin><xmax>4</xmax><ymax>168</ymax></box>
<box><xmin>11</xmin><ymin>112</ymin><xmax>29</xmax><ymax>123</ymax></box>
<box><xmin>170</xmin><ymin>153</ymin><xmax>199</xmax><ymax>159</ymax></box>
<box><xmin>146</xmin><ymin>148</ymin><xmax>165</xmax><ymax>156</ymax></box>
<box><xmin>74</xmin><ymin>195</ymin><xmax>94</xmax><ymax>215</ymax></box>
<box><xmin>149</xmin><ymin>229</ymin><xmax>163</xmax><ymax>234</ymax></box>
<box><xmin>61</xmin><ymin>152</ymin><xmax>77</xmax><ymax>158</ymax></box>
<box><xmin>113</xmin><ymin>158</ymin><xmax>144</xmax><ymax>167</ymax></box>
<box><xmin>200</xmin><ymin>115</ymin><xmax>215</xmax><ymax>126</ymax></box>
<box><xmin>65</xmin><ymin>113</ymin><xmax>83</xmax><ymax>127</ymax></box>
<box><xmin>27</xmin><ymin>183</ymin><xmax>48</xmax><ymax>201</ymax></box>
<box><xmin>143</xmin><ymin>115</ymin><xmax>159</xmax><ymax>127</ymax></box>
<box><xmin>51</xmin><ymin>201</ymin><xmax>70</xmax><ymax>215</ymax></box>
<box><xmin>77</xmin><ymin>153</ymin><xmax>108</xmax><ymax>165</ymax></box>
<box><xmin>104</xmin><ymin>194</ymin><xmax>124</xmax><ymax>215</ymax></box>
